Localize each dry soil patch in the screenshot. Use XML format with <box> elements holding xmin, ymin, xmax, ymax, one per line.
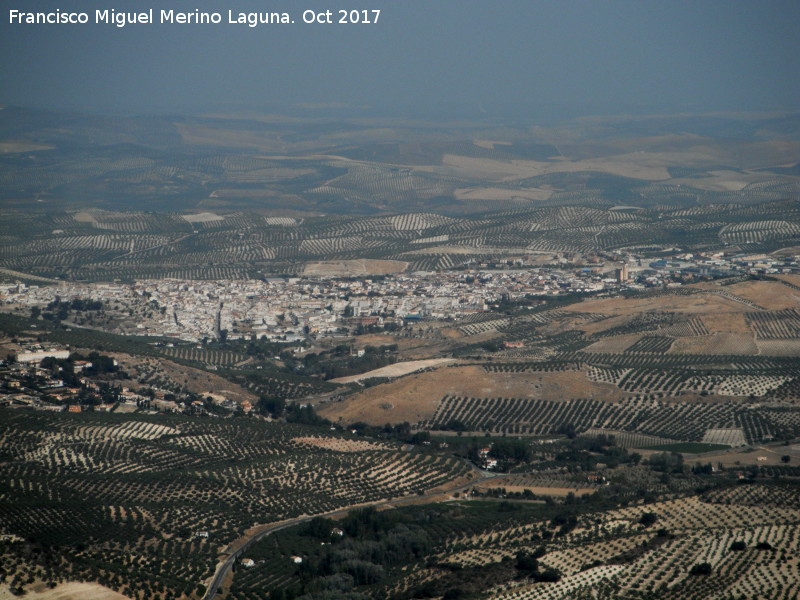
<box><xmin>454</xmin><ymin>187</ymin><xmax>553</xmax><ymax>202</ymax></box>
<box><xmin>0</xmin><ymin>583</ymin><xmax>132</xmax><ymax>600</ymax></box>
<box><xmin>723</xmin><ymin>280</ymin><xmax>800</xmax><ymax>310</ymax></box>
<box><xmin>669</xmin><ymin>333</ymin><xmax>758</xmax><ymax>355</ymax></box>
<box><xmin>181</xmin><ymin>212</ymin><xmax>224</xmax><ymax>223</ymax></box>
<box><xmin>303</xmin><ymin>259</ymin><xmax>408</xmax><ymax>276</ymax></box>
<box><xmin>318</xmin><ymin>366</ymin><xmax>622</xmax><ymax>426</ymax></box>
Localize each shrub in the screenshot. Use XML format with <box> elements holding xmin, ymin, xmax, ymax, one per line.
<box><xmin>639</xmin><ymin>512</ymin><xmax>658</xmax><ymax>527</ymax></box>
<box><xmin>756</xmin><ymin>541</ymin><xmax>773</xmax><ymax>550</ymax></box>
<box><xmin>533</xmin><ymin>568</ymin><xmax>561</xmax><ymax>583</ymax></box>
<box><xmin>730</xmin><ymin>541</ymin><xmax>747</xmax><ymax>551</ymax></box>
<box><xmin>689</xmin><ymin>562</ymin><xmax>712</xmax><ymax>576</ymax></box>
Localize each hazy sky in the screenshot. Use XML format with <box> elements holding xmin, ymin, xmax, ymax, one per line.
<box><xmin>1</xmin><ymin>0</ymin><xmax>798</xmax><ymax>117</ymax></box>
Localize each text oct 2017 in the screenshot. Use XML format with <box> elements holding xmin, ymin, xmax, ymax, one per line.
<box><xmin>8</xmin><ymin>8</ymin><xmax>381</xmax><ymax>27</ymax></box>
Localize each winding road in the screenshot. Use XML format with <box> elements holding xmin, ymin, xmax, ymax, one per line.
<box><xmin>202</xmin><ymin>466</ymin><xmax>500</xmax><ymax>599</ymax></box>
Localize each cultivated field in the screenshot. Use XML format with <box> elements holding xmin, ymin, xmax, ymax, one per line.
<box><xmin>3</xmin><ymin>199</ymin><xmax>800</xmax><ymax>280</ymax></box>
<box><xmin>318</xmin><ymin>366</ymin><xmax>624</xmax><ymax>425</ymax></box>
<box><xmin>226</xmin><ymin>477</ymin><xmax>800</xmax><ymax>600</ymax></box>
<box><xmin>419</xmin><ymin>394</ymin><xmax>800</xmax><ymax>442</ymax></box>
<box><xmin>0</xmin><ymin>412</ymin><xmax>469</xmax><ymax>600</ymax></box>
<box><xmin>485</xmin><ymin>489</ymin><xmax>800</xmax><ymax>600</ymax></box>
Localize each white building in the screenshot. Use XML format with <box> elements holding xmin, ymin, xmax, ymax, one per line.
<box><xmin>16</xmin><ymin>349</ymin><xmax>70</xmax><ymax>364</ymax></box>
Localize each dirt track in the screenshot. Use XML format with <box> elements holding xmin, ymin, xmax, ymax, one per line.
<box><xmin>330</xmin><ymin>358</ymin><xmax>455</xmax><ymax>383</ymax></box>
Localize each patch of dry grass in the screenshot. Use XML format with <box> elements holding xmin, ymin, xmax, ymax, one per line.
<box><xmin>724</xmin><ymin>280</ymin><xmax>800</xmax><ymax>310</ymax></box>
<box><xmin>669</xmin><ymin>333</ymin><xmax>758</xmax><ymax>355</ymax></box>
<box><xmin>317</xmin><ymin>366</ymin><xmax>622</xmax><ymax>426</ymax></box>
<box><xmin>0</xmin><ymin>582</ymin><xmax>131</xmax><ymax>600</ymax></box>
<box><xmin>303</xmin><ymin>259</ymin><xmax>408</xmax><ymax>276</ymax></box>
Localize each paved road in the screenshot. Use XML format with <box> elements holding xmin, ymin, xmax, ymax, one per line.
<box><xmin>202</xmin><ymin>467</ymin><xmax>499</xmax><ymax>599</ymax></box>
<box><xmin>202</xmin><ymin>518</ymin><xmax>310</xmax><ymax>599</ymax></box>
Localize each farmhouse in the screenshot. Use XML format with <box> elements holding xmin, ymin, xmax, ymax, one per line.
<box><xmin>72</xmin><ymin>360</ymin><xmax>92</xmax><ymax>373</ymax></box>
<box><xmin>503</xmin><ymin>341</ymin><xmax>525</xmax><ymax>349</ymax></box>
